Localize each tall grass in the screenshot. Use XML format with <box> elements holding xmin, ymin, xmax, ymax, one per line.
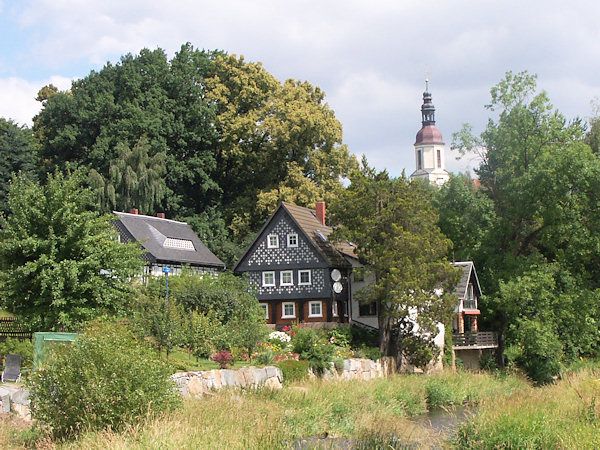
<box><xmin>0</xmin><ymin>370</ymin><xmax>528</xmax><ymax>449</ymax></box>
<box><xmin>456</xmin><ymin>368</ymin><xmax>600</xmax><ymax>449</ymax></box>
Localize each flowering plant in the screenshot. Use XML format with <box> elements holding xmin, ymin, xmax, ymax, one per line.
<box><xmin>273</xmin><ymin>352</ymin><xmax>300</xmax><ymax>362</ymax></box>
<box><xmin>269</xmin><ymin>331</ymin><xmax>291</xmax><ymax>343</ymax></box>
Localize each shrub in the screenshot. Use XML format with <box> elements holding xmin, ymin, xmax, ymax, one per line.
<box><xmin>290</xmin><ymin>326</ymin><xmax>334</xmax><ymax>375</ymax></box>
<box><xmin>276</xmin><ymin>359</ymin><xmax>310</xmax><ymax>383</ymax></box>
<box><xmin>27</xmin><ymin>321</ymin><xmax>181</xmax><ymax>439</ymax></box>
<box><xmin>353</xmin><ymin>344</ymin><xmax>382</xmax><ymax>361</ymax></box>
<box><xmin>211</xmin><ymin>350</ymin><xmax>234</xmax><ymax>369</ymax></box>
<box><xmin>0</xmin><ymin>337</ymin><xmax>33</xmax><ymax>369</ymax></box>
<box><xmin>513</xmin><ymin>318</ymin><xmax>563</xmax><ymax>384</ymax></box>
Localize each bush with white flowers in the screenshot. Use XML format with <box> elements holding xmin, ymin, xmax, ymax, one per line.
<box><xmin>269</xmin><ymin>331</ymin><xmax>291</xmax><ymax>343</ymax></box>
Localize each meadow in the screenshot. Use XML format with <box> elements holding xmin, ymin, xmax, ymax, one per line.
<box><xmin>2</xmin><ymin>365</ymin><xmax>600</xmax><ymax>448</ymax></box>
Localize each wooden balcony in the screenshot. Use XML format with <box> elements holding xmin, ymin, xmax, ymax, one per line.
<box><xmin>462</xmin><ymin>299</ymin><xmax>477</xmax><ymax>310</ymax></box>
<box><xmin>452</xmin><ymin>331</ymin><xmax>498</xmax><ymax>349</ymax></box>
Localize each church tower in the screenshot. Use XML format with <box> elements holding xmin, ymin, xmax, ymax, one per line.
<box><xmin>410</xmin><ymin>80</ymin><xmax>449</xmax><ymax>186</ymax></box>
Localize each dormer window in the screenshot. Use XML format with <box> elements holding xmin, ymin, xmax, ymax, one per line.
<box><xmin>287</xmin><ymin>233</ymin><xmax>298</xmax><ymax>247</ymax></box>
<box><xmin>267</xmin><ymin>234</ymin><xmax>279</xmax><ymax>248</ymax></box>
<box><xmin>163</xmin><ymin>237</ymin><xmax>195</xmax><ymax>251</ymax></box>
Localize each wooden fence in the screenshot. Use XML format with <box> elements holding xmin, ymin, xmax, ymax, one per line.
<box><xmin>0</xmin><ymin>317</ymin><xmax>32</xmax><ymax>340</ymax></box>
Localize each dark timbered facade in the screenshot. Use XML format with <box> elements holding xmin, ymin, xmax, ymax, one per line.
<box><xmin>234</xmin><ymin>202</ymin><xmax>355</xmax><ymax>327</ymax></box>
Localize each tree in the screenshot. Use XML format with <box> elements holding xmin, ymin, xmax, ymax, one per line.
<box><xmin>0</xmin><ymin>119</ymin><xmax>38</xmax><ymax>215</ymax></box>
<box><xmin>452</xmin><ymin>71</ymin><xmax>600</xmax><ymax>368</ymax></box>
<box><xmin>88</xmin><ymin>136</ymin><xmax>166</xmax><ymax>214</ymax></box>
<box><xmin>0</xmin><ymin>170</ymin><xmax>144</xmax><ymax>330</ymax></box>
<box><xmin>434</xmin><ymin>173</ymin><xmax>495</xmax><ymax>262</ymax></box>
<box><xmin>329</xmin><ymin>160</ymin><xmax>459</xmax><ymax>358</ymax></box>
<box><xmin>32</xmin><ymin>44</ymin><xmax>354</xmax><ymax>262</ymax></box>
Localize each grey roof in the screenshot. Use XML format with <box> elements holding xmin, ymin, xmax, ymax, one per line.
<box><xmin>451</xmin><ymin>261</ymin><xmax>481</xmax><ymax>299</ymax></box>
<box><xmin>113</xmin><ymin>212</ymin><xmax>225</xmax><ymax>269</ymax></box>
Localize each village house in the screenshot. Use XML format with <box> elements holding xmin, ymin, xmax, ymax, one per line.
<box><xmin>451</xmin><ymin>261</ymin><xmax>498</xmax><ymax>368</ymax></box>
<box><xmin>234</xmin><ymin>201</ymin><xmax>356</xmax><ymax>327</ymax></box>
<box><xmin>113</xmin><ymin>209</ymin><xmax>225</xmax><ymax>277</ymax></box>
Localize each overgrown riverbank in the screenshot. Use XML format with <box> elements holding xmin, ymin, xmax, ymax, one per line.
<box><xmin>0</xmin><ymin>370</ymin><xmax>525</xmax><ymax>449</ymax></box>
<box><xmin>3</xmin><ymin>366</ymin><xmax>600</xmax><ymax>448</ymax></box>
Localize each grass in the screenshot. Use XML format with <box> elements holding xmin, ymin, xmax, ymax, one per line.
<box><xmin>455</xmin><ymin>367</ymin><xmax>600</xmax><ymax>449</ymax></box>
<box><xmin>164</xmin><ymin>348</ymin><xmax>255</xmax><ymax>372</ymax></box>
<box><xmin>0</xmin><ymin>369</ymin><xmax>528</xmax><ymax>449</ymax></box>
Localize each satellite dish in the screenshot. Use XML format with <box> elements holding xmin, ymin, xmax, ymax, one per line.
<box><xmin>333</xmin><ymin>281</ymin><xmax>343</xmax><ymax>294</ymax></box>
<box><xmin>331</xmin><ymin>269</ymin><xmax>341</xmax><ymax>281</ymax></box>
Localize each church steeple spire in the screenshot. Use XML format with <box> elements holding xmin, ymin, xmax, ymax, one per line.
<box><xmin>410</xmin><ymin>78</ymin><xmax>449</xmax><ymax>186</ymax></box>
<box><xmin>421</xmin><ymin>78</ymin><xmax>436</xmax><ymax>127</ymax></box>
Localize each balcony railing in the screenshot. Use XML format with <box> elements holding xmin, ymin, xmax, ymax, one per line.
<box><xmin>452</xmin><ymin>331</ymin><xmax>498</xmax><ymax>349</ymax></box>
<box><xmin>462</xmin><ymin>299</ymin><xmax>477</xmax><ymax>310</ymax></box>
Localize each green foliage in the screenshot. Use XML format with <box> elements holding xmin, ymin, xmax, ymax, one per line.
<box><xmin>450</xmin><ymin>71</ymin><xmax>600</xmax><ymax>374</ymax></box>
<box><xmin>290</xmin><ymin>326</ymin><xmax>334</xmax><ymax>375</ymax></box>
<box><xmin>184</xmin><ymin>309</ymin><xmax>224</xmax><ymax>360</ymax></box>
<box><xmin>0</xmin><ymin>119</ymin><xmax>38</xmax><ymax>216</ymax></box>
<box><xmin>327</xmin><ymin>325</ymin><xmax>351</xmax><ymax>347</ymax></box>
<box><xmin>329</xmin><ymin>160</ymin><xmax>459</xmax><ymax>357</ymax></box>
<box><xmin>434</xmin><ymin>173</ymin><xmax>495</xmax><ymax>262</ymax></box>
<box><xmin>32</xmin><ymin>44</ymin><xmax>353</xmax><ymax>255</ymax></box>
<box><xmin>88</xmin><ymin>136</ymin><xmax>166</xmax><ymax>214</ymax></box>
<box><xmin>0</xmin><ymin>338</ymin><xmax>33</xmax><ymax>369</ymax></box>
<box><xmin>0</xmin><ymin>170</ymin><xmax>144</xmax><ymax>331</ymax></box>
<box><xmin>27</xmin><ymin>321</ymin><xmax>181</xmax><ymax>439</ymax></box>
<box><xmin>513</xmin><ymin>319</ymin><xmax>563</xmax><ymax>384</ymax></box>
<box><xmin>130</xmin><ymin>292</ymin><xmax>187</xmax><ymax>356</ymax></box>
<box><xmin>133</xmin><ymin>272</ymin><xmax>267</xmax><ymax>356</ymax></box>
<box><xmin>275</xmin><ymin>359</ymin><xmax>310</xmax><ymax>383</ymax></box>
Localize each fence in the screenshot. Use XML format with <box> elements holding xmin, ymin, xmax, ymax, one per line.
<box><xmin>0</xmin><ymin>317</ymin><xmax>32</xmax><ymax>340</ymax></box>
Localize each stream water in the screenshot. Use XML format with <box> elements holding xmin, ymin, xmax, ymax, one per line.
<box><xmin>293</xmin><ymin>406</ymin><xmax>474</xmax><ymax>449</ymax></box>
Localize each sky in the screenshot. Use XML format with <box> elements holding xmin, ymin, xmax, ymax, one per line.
<box><xmin>1</xmin><ymin>0</ymin><xmax>600</xmax><ymax>177</ymax></box>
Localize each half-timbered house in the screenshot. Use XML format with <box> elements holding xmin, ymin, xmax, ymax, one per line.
<box><xmin>234</xmin><ymin>202</ymin><xmax>355</xmax><ymax>327</ymax></box>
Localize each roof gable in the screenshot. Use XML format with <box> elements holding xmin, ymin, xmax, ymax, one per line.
<box><xmin>234</xmin><ymin>202</ymin><xmax>353</xmax><ymax>271</ymax></box>
<box><xmin>451</xmin><ymin>261</ymin><xmax>482</xmax><ymax>299</ymax></box>
<box><xmin>113</xmin><ymin>212</ymin><xmax>225</xmax><ymax>268</ymax></box>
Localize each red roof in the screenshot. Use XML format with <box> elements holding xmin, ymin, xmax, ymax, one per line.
<box><xmin>415</xmin><ymin>125</ymin><xmax>444</xmax><ymax>145</ymax></box>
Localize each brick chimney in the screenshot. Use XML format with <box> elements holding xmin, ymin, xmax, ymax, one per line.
<box><xmin>130</xmin><ymin>208</ymin><xmax>139</xmax><ymax>215</ymax></box>
<box><xmin>156</xmin><ymin>213</ymin><xmax>166</xmax><ymax>219</ymax></box>
<box><xmin>315</xmin><ymin>201</ymin><xmax>326</xmax><ymax>225</ymax></box>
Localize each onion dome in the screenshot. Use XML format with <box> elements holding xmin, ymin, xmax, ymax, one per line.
<box><xmin>415</xmin><ymin>81</ymin><xmax>444</xmax><ymax>145</ymax></box>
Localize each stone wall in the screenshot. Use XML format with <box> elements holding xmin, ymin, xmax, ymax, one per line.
<box><xmin>321</xmin><ymin>357</ymin><xmax>400</xmax><ymax>381</ymax></box>
<box><xmin>171</xmin><ymin>365</ymin><xmax>283</xmax><ymax>398</ymax></box>
<box><xmin>0</xmin><ymin>386</ymin><xmax>30</xmax><ymax>421</ymax></box>
<box><xmin>172</xmin><ymin>357</ymin><xmax>402</xmax><ymax>398</ymax></box>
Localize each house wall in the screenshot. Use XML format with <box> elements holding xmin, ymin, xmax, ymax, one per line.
<box><xmin>347</xmin><ymin>258</ymin><xmax>378</xmax><ymax>329</ymax></box>
<box><xmin>237</xmin><ymin>210</ymin><xmax>332</xmax><ymax>301</ymax></box>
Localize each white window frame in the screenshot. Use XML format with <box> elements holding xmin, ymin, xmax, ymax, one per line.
<box><xmin>287</xmin><ymin>233</ymin><xmax>298</xmax><ymax>247</ymax></box>
<box><xmin>259</xmin><ymin>303</ymin><xmax>269</xmax><ymax>320</ymax></box>
<box><xmin>298</xmin><ymin>269</ymin><xmax>312</xmax><ymax>285</ymax></box>
<box><xmin>308</xmin><ymin>301</ymin><xmax>323</xmax><ymax>318</ymax></box>
<box><xmin>262</xmin><ymin>271</ymin><xmax>275</xmax><ymax>287</ymax></box>
<box><xmin>282</xmin><ymin>302</ymin><xmax>296</xmax><ymax>319</ymax></box>
<box><xmin>267</xmin><ymin>234</ymin><xmax>279</xmax><ymax>248</ymax></box>
<box><xmin>280</xmin><ymin>270</ymin><xmax>293</xmax><ymax>286</ymax></box>
<box><xmin>332</xmin><ymin>301</ymin><xmax>338</xmax><ymax>317</ymax></box>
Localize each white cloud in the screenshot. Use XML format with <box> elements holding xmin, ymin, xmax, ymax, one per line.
<box><xmin>0</xmin><ymin>76</ymin><xmax>73</xmax><ymax>126</ymax></box>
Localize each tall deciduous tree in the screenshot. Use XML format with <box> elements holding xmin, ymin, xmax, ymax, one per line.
<box><xmin>451</xmin><ymin>71</ymin><xmax>600</xmax><ymax>376</ymax></box>
<box><xmin>88</xmin><ymin>136</ymin><xmax>166</xmax><ymax>214</ymax></box>
<box><xmin>0</xmin><ymin>119</ymin><xmax>38</xmax><ymax>215</ymax></box>
<box><xmin>0</xmin><ymin>170</ymin><xmax>144</xmax><ymax>330</ymax></box>
<box><xmin>32</xmin><ymin>45</ymin><xmax>354</xmax><ymax>262</ymax></box>
<box><xmin>329</xmin><ymin>160</ymin><xmax>458</xmax><ymax>360</ymax></box>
